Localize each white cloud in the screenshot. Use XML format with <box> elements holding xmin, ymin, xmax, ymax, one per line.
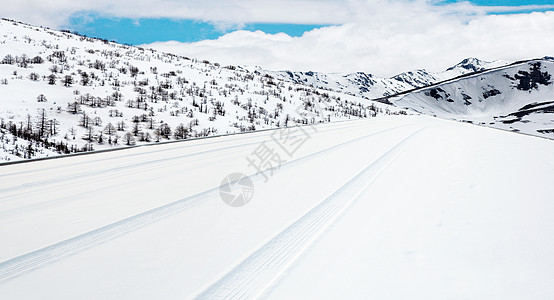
<box><xmin>3</xmin><ymin>0</ymin><xmax>554</xmax><ymax>76</ymax></box>
<box><xmin>3</xmin><ymin>0</ymin><xmax>350</xmax><ymax>29</ymax></box>
<box><xmin>143</xmin><ymin>2</ymin><xmax>554</xmax><ymax>76</ymax></box>
<box><xmin>5</xmin><ymin>0</ymin><xmax>554</xmax><ymax>29</ymax></box>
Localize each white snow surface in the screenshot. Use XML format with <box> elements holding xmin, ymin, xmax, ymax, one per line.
<box><xmin>0</xmin><ymin>115</ymin><xmax>553</xmax><ymax>299</ymax></box>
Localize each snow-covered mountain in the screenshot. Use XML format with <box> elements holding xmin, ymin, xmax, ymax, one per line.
<box><xmin>1</xmin><ymin>18</ymin><xmax>552</xmax><ymax>163</ymax></box>
<box><xmin>265</xmin><ymin>56</ymin><xmax>554</xmax><ymax>139</ymax></box>
<box><xmin>445</xmin><ymin>57</ymin><xmax>505</xmax><ymax>74</ymax></box>
<box><xmin>262</xmin><ymin>57</ymin><xmax>508</xmax><ymax>100</ymax></box>
<box><xmin>0</xmin><ymin>19</ymin><xmax>403</xmax><ymax>162</ymax></box>
<box><xmin>393</xmin><ymin>58</ymin><xmax>554</xmax><ymax>137</ymax></box>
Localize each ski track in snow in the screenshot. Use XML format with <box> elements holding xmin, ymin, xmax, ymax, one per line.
<box><xmin>0</xmin><ymin>121</ymin><xmax>362</xmax><ymax>193</ymax></box>
<box><xmin>0</xmin><ymin>123</ymin><xmax>413</xmax><ymax>284</ymax></box>
<box><xmin>0</xmin><ymin>121</ymin><xmax>386</xmax><ymax>217</ymax></box>
<box><xmin>193</xmin><ymin>126</ymin><xmax>425</xmax><ymax>300</ymax></box>
<box><xmin>0</xmin><ymin>120</ymin><xmax>367</xmax><ymax>178</ymax></box>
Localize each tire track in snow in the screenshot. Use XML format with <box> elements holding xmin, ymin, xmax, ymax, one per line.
<box><xmin>0</xmin><ymin>124</ymin><xmax>412</xmax><ymax>284</ymax></box>
<box><xmin>193</xmin><ymin>127</ymin><xmax>426</xmax><ymax>300</ymax></box>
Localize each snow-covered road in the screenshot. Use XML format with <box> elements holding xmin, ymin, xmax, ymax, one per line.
<box><xmin>1</xmin><ymin>116</ymin><xmax>553</xmax><ymax>299</ymax></box>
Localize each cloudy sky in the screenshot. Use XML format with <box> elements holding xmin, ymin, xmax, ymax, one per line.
<box><xmin>4</xmin><ymin>0</ymin><xmax>554</xmax><ymax>76</ymax></box>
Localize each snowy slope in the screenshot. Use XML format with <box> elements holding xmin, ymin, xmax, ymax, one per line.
<box><xmin>394</xmin><ymin>59</ymin><xmax>554</xmax><ymax>138</ymax></box>
<box><xmin>0</xmin><ymin>19</ymin><xmax>402</xmax><ymax>162</ymax></box>
<box><xmin>0</xmin><ymin>115</ymin><xmax>553</xmax><ymax>299</ymax></box>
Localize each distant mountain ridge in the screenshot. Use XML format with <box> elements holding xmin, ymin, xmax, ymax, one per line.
<box><xmin>262</xmin><ymin>56</ymin><xmax>554</xmax><ymax>139</ymax></box>
<box><xmin>261</xmin><ymin>57</ymin><xmax>509</xmax><ymax>101</ymax></box>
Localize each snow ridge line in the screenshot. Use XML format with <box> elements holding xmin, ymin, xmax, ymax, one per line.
<box><xmin>0</xmin><ymin>124</ymin><xmax>411</xmax><ymax>284</ymax></box>
<box><xmin>0</xmin><ymin>121</ymin><xmax>366</xmax><ymax>195</ymax></box>
<box><xmin>193</xmin><ymin>127</ymin><xmax>426</xmax><ymax>300</ymax></box>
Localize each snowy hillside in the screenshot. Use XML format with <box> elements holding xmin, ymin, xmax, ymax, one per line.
<box><xmin>0</xmin><ymin>19</ymin><xmax>402</xmax><ymax>162</ymax></box>
<box><xmin>1</xmin><ymin>116</ymin><xmax>553</xmax><ymax>299</ymax></box>
<box><xmin>393</xmin><ymin>58</ymin><xmax>554</xmax><ymax>138</ymax></box>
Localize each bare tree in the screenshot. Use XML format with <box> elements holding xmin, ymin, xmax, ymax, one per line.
<box><xmin>47</xmin><ymin>74</ymin><xmax>56</xmax><ymax>85</ymax></box>
<box><xmin>123</xmin><ymin>132</ymin><xmax>135</xmax><ymax>145</ymax></box>
<box><xmin>28</xmin><ymin>73</ymin><xmax>39</xmax><ymax>81</ymax></box>
<box><xmin>83</xmin><ymin>126</ymin><xmax>95</xmax><ymax>141</ymax></box>
<box><xmin>67</xmin><ymin>101</ymin><xmax>81</xmax><ymax>114</ymax></box>
<box><xmin>36</xmin><ymin>108</ymin><xmax>48</xmax><ymax>137</ymax></box>
<box><xmin>68</xmin><ymin>127</ymin><xmax>77</xmax><ymax>139</ymax></box>
<box><xmin>2</xmin><ymin>54</ymin><xmax>14</xmax><ymax>64</ymax></box>
<box><xmin>104</xmin><ymin>123</ymin><xmax>116</xmax><ymax>136</ymax></box>
<box><xmin>62</xmin><ymin>75</ymin><xmax>73</xmax><ymax>87</ymax></box>
<box><xmin>31</xmin><ymin>56</ymin><xmax>44</xmax><ymax>64</ymax></box>
<box><xmin>48</xmin><ymin>118</ymin><xmax>60</xmax><ymax>135</ymax></box>
<box><xmin>80</xmin><ymin>111</ymin><xmax>90</xmax><ymax>128</ymax></box>
<box><xmin>174</xmin><ymin>123</ymin><xmax>189</xmax><ymax>139</ymax></box>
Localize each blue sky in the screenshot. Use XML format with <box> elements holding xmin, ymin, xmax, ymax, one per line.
<box><xmin>68</xmin><ymin>15</ymin><xmax>323</xmax><ymax>45</ymax></box>
<box><xmin>65</xmin><ymin>0</ymin><xmax>554</xmax><ymax>45</ymax></box>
